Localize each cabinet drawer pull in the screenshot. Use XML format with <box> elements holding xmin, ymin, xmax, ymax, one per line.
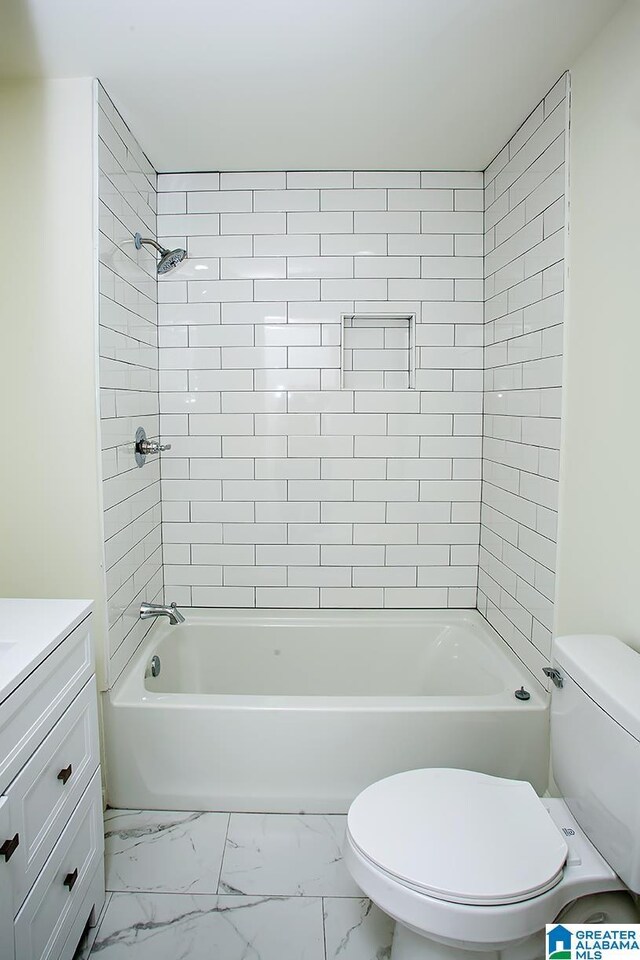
<box><xmin>57</xmin><ymin>764</ymin><xmax>73</xmax><ymax>785</ymax></box>
<box><xmin>0</xmin><ymin>834</ymin><xmax>19</xmax><ymax>862</ymax></box>
<box><xmin>63</xmin><ymin>867</ymin><xmax>78</xmax><ymax>890</ymax></box>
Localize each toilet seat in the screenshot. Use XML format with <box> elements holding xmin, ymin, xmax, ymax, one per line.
<box><xmin>347</xmin><ymin>768</ymin><xmax>569</xmax><ymax>906</ymax></box>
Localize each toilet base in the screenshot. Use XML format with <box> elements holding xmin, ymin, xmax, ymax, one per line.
<box><xmin>388</xmin><ymin>890</ymin><xmax>640</xmax><ymax>959</ymax></box>
<box><xmin>391</xmin><ymin>924</ymin><xmax>544</xmax><ymax>960</ymax></box>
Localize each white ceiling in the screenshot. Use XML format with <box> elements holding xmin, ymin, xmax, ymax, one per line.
<box><xmin>2</xmin><ymin>0</ymin><xmax>622</xmax><ymax>172</ymax></box>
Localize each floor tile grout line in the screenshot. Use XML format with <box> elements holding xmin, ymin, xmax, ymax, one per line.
<box><xmin>215</xmin><ymin>811</ymin><xmax>233</xmax><ymax>894</ymax></box>
<box><xmin>104</xmin><ymin>888</ymin><xmax>363</xmax><ymax>899</ymax></box>
<box><xmin>321</xmin><ymin>895</ymin><xmax>329</xmax><ymax>960</ymax></box>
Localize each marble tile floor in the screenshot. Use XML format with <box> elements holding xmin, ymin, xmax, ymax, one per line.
<box><xmin>78</xmin><ymin>809</ymin><xmax>394</xmax><ymax>960</ymax></box>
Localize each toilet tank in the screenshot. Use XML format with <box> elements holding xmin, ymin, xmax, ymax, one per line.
<box><xmin>551</xmin><ymin>634</ymin><xmax>640</xmax><ymax>892</ymax></box>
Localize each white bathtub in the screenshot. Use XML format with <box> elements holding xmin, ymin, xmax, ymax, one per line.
<box><xmin>103</xmin><ymin>609</ymin><xmax>549</xmax><ymax>813</ymax></box>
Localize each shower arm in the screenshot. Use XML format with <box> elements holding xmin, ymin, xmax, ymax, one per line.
<box><xmin>134</xmin><ymin>233</ymin><xmax>168</xmax><ymax>256</ymax></box>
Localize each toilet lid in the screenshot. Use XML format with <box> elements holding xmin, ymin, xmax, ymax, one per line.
<box><xmin>347</xmin><ymin>769</ymin><xmax>568</xmax><ymax>906</ymax></box>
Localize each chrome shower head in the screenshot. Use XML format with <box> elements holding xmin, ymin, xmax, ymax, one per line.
<box><xmin>157</xmin><ymin>246</ymin><xmax>187</xmax><ymax>275</ymax></box>
<box><xmin>134</xmin><ymin>232</ymin><xmax>187</xmax><ymax>276</ymax></box>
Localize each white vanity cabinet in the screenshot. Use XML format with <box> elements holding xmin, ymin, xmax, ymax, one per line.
<box><xmin>0</xmin><ymin>600</ymin><xmax>105</xmax><ymax>960</ymax></box>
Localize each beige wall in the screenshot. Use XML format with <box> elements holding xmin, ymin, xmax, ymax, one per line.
<box><xmin>0</xmin><ymin>78</ymin><xmax>109</xmax><ymax>683</ymax></box>
<box><xmin>556</xmin><ymin>0</ymin><xmax>640</xmax><ymax>649</ymax></box>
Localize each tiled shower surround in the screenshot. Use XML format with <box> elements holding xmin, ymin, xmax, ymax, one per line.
<box><xmin>97</xmin><ymin>85</ymin><xmax>163</xmax><ymax>683</ymax></box>
<box><xmin>478</xmin><ymin>75</ymin><xmax>567</xmax><ymax>675</ymax></box>
<box><xmin>96</xmin><ymin>76</ymin><xmax>566</xmax><ymax>678</ymax></box>
<box><xmin>156</xmin><ymin>170</ymin><xmax>485</xmax><ymax>608</ymax></box>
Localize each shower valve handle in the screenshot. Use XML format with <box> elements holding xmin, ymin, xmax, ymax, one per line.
<box><xmin>134</xmin><ymin>426</ymin><xmax>171</xmax><ymax>467</ymax></box>
<box><xmin>138</xmin><ymin>438</ymin><xmax>171</xmax><ymax>455</ymax></box>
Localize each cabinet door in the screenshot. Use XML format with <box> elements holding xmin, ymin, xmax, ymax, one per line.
<box><xmin>0</xmin><ymin>796</ymin><xmax>16</xmax><ymax>960</ymax></box>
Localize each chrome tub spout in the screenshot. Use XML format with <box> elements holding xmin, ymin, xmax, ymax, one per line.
<box><xmin>140</xmin><ymin>602</ymin><xmax>185</xmax><ymax>625</ymax></box>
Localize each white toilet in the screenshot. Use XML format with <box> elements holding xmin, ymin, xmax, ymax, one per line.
<box><xmin>344</xmin><ymin>634</ymin><xmax>640</xmax><ymax>960</ymax></box>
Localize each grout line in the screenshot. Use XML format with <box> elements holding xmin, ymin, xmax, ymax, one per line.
<box><xmin>321</xmin><ymin>897</ymin><xmax>329</xmax><ymax>960</ymax></box>
<box><xmin>215</xmin><ymin>813</ymin><xmax>233</xmax><ymax>895</ymax></box>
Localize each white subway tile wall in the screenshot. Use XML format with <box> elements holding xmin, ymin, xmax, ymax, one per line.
<box><xmin>157</xmin><ymin>170</ymin><xmax>484</xmax><ymax>608</ymax></box>
<box><xmin>98</xmin><ymin>84</ymin><xmax>163</xmax><ymax>683</ymax></box>
<box><xmin>97</xmin><ymin>75</ymin><xmax>568</xmax><ymax>641</ymax></box>
<box><xmin>478</xmin><ymin>75</ymin><xmax>567</xmax><ymax>680</ymax></box>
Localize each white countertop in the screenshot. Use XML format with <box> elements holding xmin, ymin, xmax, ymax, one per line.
<box><xmin>0</xmin><ymin>599</ymin><xmax>93</xmax><ymax>704</ymax></box>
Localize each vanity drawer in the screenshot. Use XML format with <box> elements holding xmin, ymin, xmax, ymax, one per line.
<box><xmin>0</xmin><ymin>797</ymin><xmax>15</xmax><ymax>960</ymax></box>
<box><xmin>14</xmin><ymin>769</ymin><xmax>103</xmax><ymax>960</ymax></box>
<box><xmin>0</xmin><ymin>616</ymin><xmax>93</xmax><ymax>794</ymax></box>
<box><xmin>2</xmin><ymin>678</ymin><xmax>99</xmax><ymax>912</ymax></box>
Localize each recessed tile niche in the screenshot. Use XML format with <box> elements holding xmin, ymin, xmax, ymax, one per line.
<box><xmin>341</xmin><ymin>314</ymin><xmax>416</xmax><ymax>390</ymax></box>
